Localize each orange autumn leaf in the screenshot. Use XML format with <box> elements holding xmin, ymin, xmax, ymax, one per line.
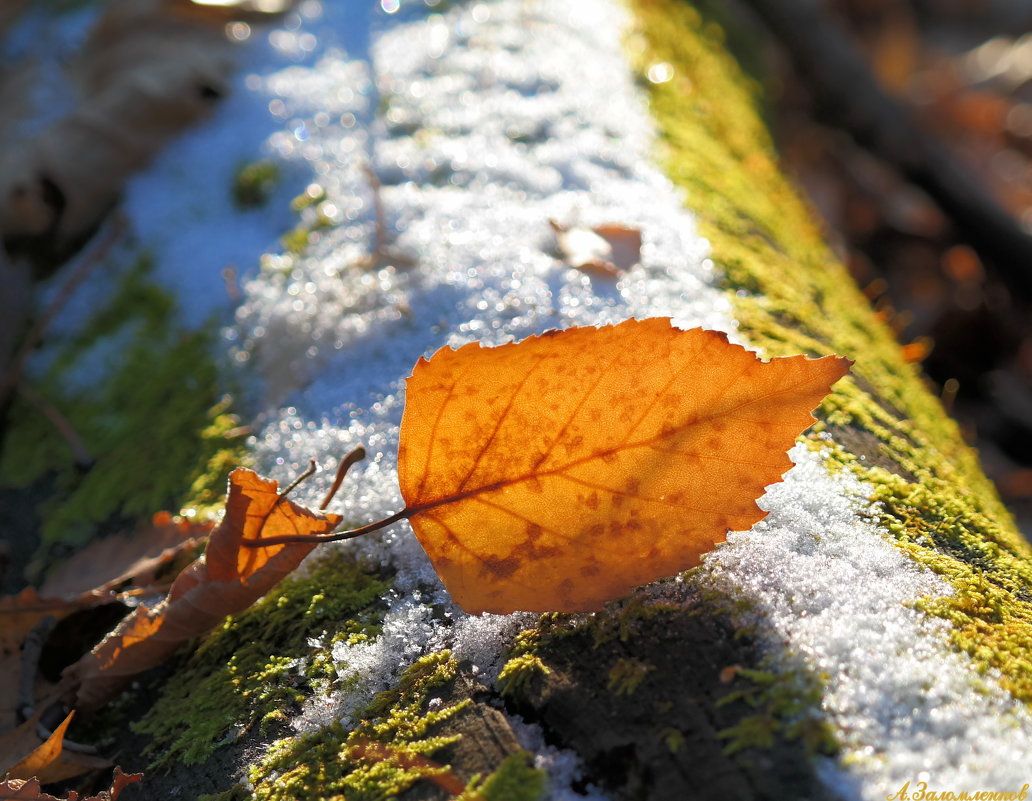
<box><xmin>398</xmin><ymin>318</ymin><xmax>849</xmax><ymax>614</ymax></box>
<box><xmin>1</xmin><ymin>711</ymin><xmax>108</xmax><ymax>786</ymax></box>
<box><xmin>5</xmin><ymin>712</ymin><xmax>72</xmax><ymax>781</ymax></box>
<box><xmin>63</xmin><ymin>468</ymin><xmax>341</xmax><ymax>711</ymax></box>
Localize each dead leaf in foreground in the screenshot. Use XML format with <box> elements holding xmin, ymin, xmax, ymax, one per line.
<box><xmin>1</xmin><ymin>711</ymin><xmax>108</xmax><ymax>786</ymax></box>
<box><xmin>398</xmin><ymin>319</ymin><xmax>850</xmax><ymax>613</ymax></box>
<box><xmin>62</xmin><ymin>469</ymin><xmax>341</xmax><ymax>711</ymax></box>
<box><xmin>0</xmin><ymin>767</ymin><xmax>141</xmax><ymax>801</ymax></box>
<box><xmin>0</xmin><ymin>0</ymin><xmax>238</xmax><ymax>269</ymax></box>
<box><xmin>0</xmin><ymin>591</ymin><xmax>108</xmax><ymax>658</ymax></box>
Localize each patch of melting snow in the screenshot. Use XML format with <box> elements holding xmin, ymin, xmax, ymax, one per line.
<box><xmin>56</xmin><ymin>0</ymin><xmax>1031</xmax><ymax>795</ymax></box>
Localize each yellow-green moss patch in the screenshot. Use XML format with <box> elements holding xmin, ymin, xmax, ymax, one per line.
<box><xmin>0</xmin><ymin>254</ymin><xmax>245</xmax><ymax>553</ymax></box>
<box><xmin>630</xmin><ymin>0</ymin><xmax>1032</xmax><ymax>702</ymax></box>
<box><xmin>232</xmin><ymin>159</ymin><xmax>281</xmax><ymax>209</ymax></box>
<box><xmin>457</xmin><ymin>752</ymin><xmax>546</xmax><ymax>801</ymax></box>
<box><xmin>716</xmin><ymin>667</ymin><xmax>837</xmax><ymax>756</ymax></box>
<box><xmin>607</xmin><ymin>657</ymin><xmax>653</xmax><ymax>696</ymax></box>
<box><xmin>248</xmin><ymin>651</ymin><xmax>470</xmax><ymax>801</ymax></box>
<box><xmin>133</xmin><ymin>550</ymin><xmax>390</xmax><ymax>769</ymax></box>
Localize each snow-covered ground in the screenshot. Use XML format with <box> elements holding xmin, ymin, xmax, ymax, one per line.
<box><xmin>12</xmin><ymin>0</ymin><xmax>1032</xmax><ymax>797</ymax></box>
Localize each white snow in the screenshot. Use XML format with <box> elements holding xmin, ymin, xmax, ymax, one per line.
<box><xmin>702</xmin><ymin>445</ymin><xmax>1032</xmax><ymax>798</ymax></box>
<box><xmin>11</xmin><ymin>0</ymin><xmax>1032</xmax><ymax>797</ymax></box>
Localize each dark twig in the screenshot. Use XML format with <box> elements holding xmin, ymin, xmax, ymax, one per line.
<box><xmin>18</xmin><ymin>614</ymin><xmax>56</xmax><ymax>721</ymax></box>
<box><xmin>0</xmin><ymin>212</ymin><xmax>126</xmax><ymax>409</ymax></box>
<box><xmin>17</xmin><ymin>381</ymin><xmax>92</xmax><ymax>467</ymax></box>
<box><xmin>319</xmin><ymin>446</ymin><xmax>367</xmax><ymax>510</ymax></box>
<box><xmin>278</xmin><ymin>458</ymin><xmax>317</xmax><ymax>501</ymax></box>
<box><xmin>356</xmin><ymin>165</ymin><xmax>414</xmax><ymax>271</ymax></box>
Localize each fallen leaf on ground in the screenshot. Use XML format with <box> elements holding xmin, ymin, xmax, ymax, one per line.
<box><xmin>0</xmin><ymin>767</ymin><xmax>141</xmax><ymax>801</ymax></box>
<box><xmin>0</xmin><ymin>0</ymin><xmax>240</xmax><ymax>269</ymax></box>
<box><xmin>551</xmin><ymin>220</ymin><xmax>642</xmax><ymax>277</ymax></box>
<box><xmin>3</xmin><ymin>711</ymin><xmax>71</xmax><ymax>782</ymax></box>
<box><xmin>2</xmin><ymin>710</ymin><xmax>107</xmax><ymax>786</ymax></box>
<box><xmin>40</xmin><ymin>514</ymin><xmax>207</xmax><ymax>599</ymax></box>
<box><xmin>2</xmin><ymin>700</ymin><xmax>114</xmax><ymax>788</ymax></box>
<box><xmin>0</xmin><ymin>590</ymin><xmax>112</xmax><ymax>657</ymax></box>
<box><xmin>63</xmin><ymin>469</ymin><xmax>341</xmax><ymax>711</ymax></box>
<box><xmin>398</xmin><ymin>318</ymin><xmax>849</xmax><ymax>613</ymax></box>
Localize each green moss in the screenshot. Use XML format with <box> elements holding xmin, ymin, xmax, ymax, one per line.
<box><xmin>279</xmin><ymin>185</ymin><xmax>335</xmax><ymax>255</ymax></box>
<box><xmin>0</xmin><ymin>254</ymin><xmax>245</xmax><ymax>551</ymax></box>
<box><xmin>495</xmin><ymin>625</ymin><xmax>552</xmax><ymax>696</ymax></box>
<box><xmin>498</xmin><ymin>652</ymin><xmax>551</xmax><ymax>699</ymax></box>
<box><xmin>181</xmin><ymin>396</ymin><xmax>252</xmax><ymax>519</ymax></box>
<box><xmin>716</xmin><ymin>667</ymin><xmax>837</xmax><ymax>757</ymax></box>
<box><xmin>657</xmin><ymin>726</ymin><xmax>685</xmax><ymax>754</ymax></box>
<box><xmin>198</xmin><ymin>787</ymin><xmax>250</xmax><ymax>801</ymax></box>
<box><xmin>630</xmin><ymin>0</ymin><xmax>1032</xmax><ymax>704</ymax></box>
<box><xmin>607</xmin><ymin>657</ymin><xmax>653</xmax><ymax>696</ymax></box>
<box><xmin>232</xmin><ymin>159</ymin><xmax>281</xmax><ymax>209</ymax></box>
<box><xmin>132</xmin><ymin>551</ymin><xmax>390</xmax><ymax>769</ymax></box>
<box><xmin>248</xmin><ymin>651</ymin><xmax>470</xmax><ymax>801</ymax></box>
<box><xmin>458</xmin><ymin>752</ymin><xmax>546</xmax><ymax>801</ymax></box>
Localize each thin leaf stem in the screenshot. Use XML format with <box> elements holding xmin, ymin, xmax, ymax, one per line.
<box><xmin>319</xmin><ymin>446</ymin><xmax>366</xmax><ymax>510</ymax></box>
<box><xmin>278</xmin><ymin>458</ymin><xmax>317</xmax><ymax>500</ymax></box>
<box><xmin>240</xmin><ymin>507</ymin><xmax>412</xmax><ymax>548</ymax></box>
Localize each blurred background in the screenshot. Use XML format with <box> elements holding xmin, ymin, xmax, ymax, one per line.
<box><xmin>735</xmin><ymin>0</ymin><xmax>1032</xmax><ymax>535</ymax></box>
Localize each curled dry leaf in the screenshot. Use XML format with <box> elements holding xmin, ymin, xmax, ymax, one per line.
<box><xmin>4</xmin><ymin>711</ymin><xmax>71</xmax><ymax>782</ymax></box>
<box><xmin>0</xmin><ymin>711</ymin><xmax>63</xmax><ymax>781</ymax></box>
<box><xmin>551</xmin><ymin>220</ymin><xmax>642</xmax><ymax>277</ymax></box>
<box><xmin>0</xmin><ymin>767</ymin><xmax>141</xmax><ymax>801</ymax></box>
<box><xmin>399</xmin><ymin>318</ymin><xmax>850</xmax><ymax>613</ymax></box>
<box><xmin>62</xmin><ymin>469</ymin><xmax>341</xmax><ymax>711</ymax></box>
<box><xmin>40</xmin><ymin>514</ymin><xmax>207</xmax><ymax>600</ymax></box>
<box><xmin>0</xmin><ymin>591</ymin><xmax>105</xmax><ymax>658</ymax></box>
<box><xmin>1</xmin><ymin>711</ymin><xmax>108</xmax><ymax>786</ymax></box>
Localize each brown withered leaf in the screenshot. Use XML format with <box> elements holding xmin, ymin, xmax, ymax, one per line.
<box><xmin>4</xmin><ymin>712</ymin><xmax>71</xmax><ymax>782</ymax></box>
<box><xmin>0</xmin><ymin>767</ymin><xmax>141</xmax><ymax>801</ymax></box>
<box><xmin>1</xmin><ymin>707</ymin><xmax>113</xmax><ymax>788</ymax></box>
<box><xmin>398</xmin><ymin>319</ymin><xmax>850</xmax><ymax>613</ymax></box>
<box><xmin>0</xmin><ymin>0</ymin><xmax>238</xmax><ymax>270</ymax></box>
<box><xmin>40</xmin><ymin>514</ymin><xmax>207</xmax><ymax>600</ymax></box>
<box><xmin>551</xmin><ymin>220</ymin><xmax>642</xmax><ymax>277</ymax></box>
<box><xmin>2</xmin><ymin>711</ymin><xmax>108</xmax><ymax>786</ymax></box>
<box><xmin>63</xmin><ymin>469</ymin><xmax>341</xmax><ymax>711</ymax></box>
<box><xmin>0</xmin><ymin>591</ymin><xmax>93</xmax><ymax>657</ymax></box>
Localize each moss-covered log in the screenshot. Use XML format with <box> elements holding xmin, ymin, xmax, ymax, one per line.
<box><xmin>11</xmin><ymin>1</ymin><xmax>1030</xmax><ymax>800</ymax></box>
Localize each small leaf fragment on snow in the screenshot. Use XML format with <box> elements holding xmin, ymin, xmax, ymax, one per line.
<box><xmin>398</xmin><ymin>318</ymin><xmax>850</xmax><ymax>614</ymax></box>
<box><xmin>551</xmin><ymin>220</ymin><xmax>642</xmax><ymax>276</ymax></box>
